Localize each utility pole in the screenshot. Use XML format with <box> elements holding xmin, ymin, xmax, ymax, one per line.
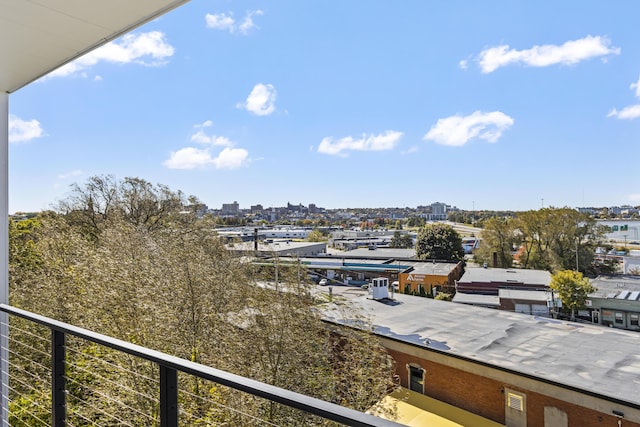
<box><xmin>275</xmin><ymin>257</ymin><xmax>279</xmax><ymax>292</ymax></box>
<box><xmin>472</xmin><ymin>200</ymin><xmax>475</xmax><ymax>224</ymax></box>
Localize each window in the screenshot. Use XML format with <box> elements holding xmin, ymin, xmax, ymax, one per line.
<box><xmin>631</xmin><ymin>314</ymin><xmax>639</xmax><ymax>326</ymax></box>
<box><xmin>408</xmin><ymin>365</ymin><xmax>424</xmax><ymax>393</ymax></box>
<box><xmin>615</xmin><ymin>312</ymin><xmax>624</xmax><ymax>324</ymax></box>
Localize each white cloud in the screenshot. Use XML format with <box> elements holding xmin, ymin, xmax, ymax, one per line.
<box><xmin>631</xmin><ymin>75</ymin><xmax>640</xmax><ymax>97</ymax></box>
<box><xmin>212</xmin><ymin>147</ymin><xmax>249</xmax><ymax>169</ymax></box>
<box><xmin>607</xmin><ymin>105</ymin><xmax>640</xmax><ymax>120</ymax></box>
<box><xmin>190</xmin><ymin>121</ymin><xmax>233</xmax><ymax>146</ymax></box>
<box><xmin>163</xmin><ymin>147</ymin><xmax>249</xmax><ymax>170</ymax></box>
<box><xmin>318</xmin><ymin>131</ymin><xmax>403</xmax><ymax>157</ymax></box>
<box><xmin>163</xmin><ymin>147</ymin><xmax>216</xmax><ymax>169</ymax></box>
<box><xmin>205</xmin><ymin>13</ymin><xmax>235</xmax><ymax>32</ymax></box>
<box><xmin>402</xmin><ymin>146</ymin><xmax>419</xmax><ymax>155</ymax></box>
<box><xmin>8</xmin><ymin>115</ymin><xmax>45</xmax><ymax>143</ymax></box>
<box><xmin>190</xmin><ymin>131</ymin><xmax>234</xmax><ymax>147</ymax></box>
<box><xmin>423</xmin><ymin>111</ymin><xmax>514</xmax><ymax>146</ymax></box>
<box><xmin>458</xmin><ymin>60</ymin><xmax>468</xmax><ymax>70</ymax></box>
<box><xmin>57</xmin><ymin>170</ymin><xmax>83</xmax><ymax>180</ymax></box>
<box><xmin>609</xmin><ymin>75</ymin><xmax>640</xmax><ymax>120</ymax></box>
<box><xmin>475</xmin><ymin>35</ymin><xmax>620</xmax><ymax>73</ymax></box>
<box><xmin>239</xmin><ymin>10</ymin><xmax>264</xmax><ymax>35</ymax></box>
<box><xmin>164</xmin><ymin>122</ymin><xmax>250</xmax><ymax>169</ymax></box>
<box><xmin>47</xmin><ymin>31</ymin><xmax>174</xmax><ymax>79</ymax></box>
<box><xmin>240</xmin><ymin>83</ymin><xmax>277</xmax><ymax>116</ymax></box>
<box><xmin>205</xmin><ymin>10</ymin><xmax>263</xmax><ymax>35</ymax></box>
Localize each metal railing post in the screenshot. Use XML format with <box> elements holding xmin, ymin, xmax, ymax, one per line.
<box><xmin>52</xmin><ymin>330</ymin><xmax>66</xmax><ymax>427</ymax></box>
<box><xmin>0</xmin><ymin>92</ymin><xmax>9</xmax><ymax>427</ymax></box>
<box><xmin>160</xmin><ymin>365</ymin><xmax>178</xmax><ymax>427</ymax></box>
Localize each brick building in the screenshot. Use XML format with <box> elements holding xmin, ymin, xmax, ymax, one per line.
<box><xmin>323</xmin><ymin>287</ymin><xmax>640</xmax><ymax>427</ymax></box>
<box><xmin>585</xmin><ymin>275</ymin><xmax>640</xmax><ymax>330</ymax></box>
<box><xmin>456</xmin><ymin>267</ymin><xmax>551</xmax><ymax>294</ymax></box>
<box><xmin>398</xmin><ymin>261</ymin><xmax>464</xmax><ymax>294</ymax></box>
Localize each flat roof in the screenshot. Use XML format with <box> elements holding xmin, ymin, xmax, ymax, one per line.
<box><xmin>260</xmin><ymin>256</ymin><xmax>411</xmax><ymax>274</ymax></box>
<box><xmin>589</xmin><ymin>275</ymin><xmax>640</xmax><ymax>299</ymax></box>
<box><xmin>228</xmin><ymin>241</ymin><xmax>326</xmax><ymax>253</ymax></box>
<box><xmin>409</xmin><ymin>262</ymin><xmax>459</xmax><ymax>276</ymax></box>
<box><xmin>452</xmin><ymin>293</ymin><xmax>500</xmax><ymax>306</ymax></box>
<box><xmin>498</xmin><ymin>289</ymin><xmax>552</xmax><ymax>302</ymax></box>
<box><xmin>304</xmin><ymin>258</ymin><xmax>398</xmax><ymax>267</ymax></box>
<box><xmin>294</xmin><ymin>256</ymin><xmax>456</xmax><ymax>275</ymax></box>
<box><xmin>458</xmin><ymin>267</ymin><xmax>551</xmax><ymax>285</ymax></box>
<box><xmin>321</xmin><ymin>286</ymin><xmax>640</xmax><ymax>407</ymax></box>
<box><xmin>338</xmin><ymin>248</ymin><xmax>417</xmax><ymax>259</ymax></box>
<box><xmin>300</xmin><ymin>257</ymin><xmax>389</xmax><ymax>265</ymax></box>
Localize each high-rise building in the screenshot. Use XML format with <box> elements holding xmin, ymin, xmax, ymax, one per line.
<box><xmin>222</xmin><ymin>201</ymin><xmax>239</xmax><ymax>215</ymax></box>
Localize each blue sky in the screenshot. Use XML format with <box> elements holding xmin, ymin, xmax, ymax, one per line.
<box><xmin>8</xmin><ymin>1</ymin><xmax>640</xmax><ymax>213</ymax></box>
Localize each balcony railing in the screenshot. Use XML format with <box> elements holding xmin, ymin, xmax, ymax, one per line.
<box><xmin>0</xmin><ymin>303</ymin><xmax>404</xmax><ymax>427</ymax></box>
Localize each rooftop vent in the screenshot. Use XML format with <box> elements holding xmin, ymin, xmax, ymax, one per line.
<box><xmin>507</xmin><ymin>393</ymin><xmax>524</xmax><ymax>411</ymax></box>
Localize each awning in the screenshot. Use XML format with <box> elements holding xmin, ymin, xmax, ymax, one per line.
<box><xmin>369</xmin><ymin>388</ymin><xmax>504</xmax><ymax>427</ymax></box>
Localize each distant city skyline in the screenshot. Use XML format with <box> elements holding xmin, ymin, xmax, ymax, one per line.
<box><xmin>207</xmin><ymin>200</ymin><xmax>637</xmax><ymax>214</ymax></box>
<box><xmin>8</xmin><ymin>1</ymin><xmax>640</xmax><ymax>214</ymax></box>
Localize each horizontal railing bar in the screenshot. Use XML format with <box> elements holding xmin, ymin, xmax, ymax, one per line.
<box><xmin>0</xmin><ymin>304</ymin><xmax>403</xmax><ymax>427</ymax></box>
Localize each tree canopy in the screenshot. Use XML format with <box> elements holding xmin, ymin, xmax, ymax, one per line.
<box><xmin>9</xmin><ymin>175</ymin><xmax>397</xmax><ymax>426</ymax></box>
<box><xmin>306</xmin><ymin>228</ymin><xmax>326</xmax><ymax>242</ymax></box>
<box><xmin>475</xmin><ymin>208</ymin><xmax>606</xmax><ymax>274</ymax></box>
<box><xmin>390</xmin><ymin>230</ymin><xmax>413</xmax><ymax>248</ymax></box>
<box><xmin>549</xmin><ymin>270</ymin><xmax>596</xmax><ymax>320</ymax></box>
<box><xmin>473</xmin><ymin>217</ymin><xmax>517</xmax><ymax>268</ymax></box>
<box><xmin>55</xmin><ymin>174</ymin><xmax>195</xmax><ymax>240</ymax></box>
<box><xmin>415</xmin><ymin>223</ymin><xmax>464</xmax><ymax>261</ymax></box>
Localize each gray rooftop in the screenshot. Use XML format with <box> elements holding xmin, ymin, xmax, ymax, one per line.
<box><xmin>228</xmin><ymin>241</ymin><xmax>326</xmax><ymax>251</ymax></box>
<box><xmin>458</xmin><ymin>267</ymin><xmax>551</xmax><ymax>285</ymax></box>
<box><xmin>590</xmin><ymin>275</ymin><xmax>640</xmax><ymax>300</ymax></box>
<box><xmin>297</xmin><ymin>256</ymin><xmax>456</xmax><ymax>275</ymax></box>
<box><xmin>321</xmin><ymin>286</ymin><xmax>640</xmax><ymax>407</ymax></box>
<box><xmin>452</xmin><ymin>293</ymin><xmax>500</xmax><ymax>306</ymax></box>
<box><xmin>498</xmin><ymin>289</ymin><xmax>553</xmax><ymax>302</ymax></box>
<box><xmin>410</xmin><ymin>261</ymin><xmax>459</xmax><ymax>276</ymax></box>
<box><xmin>337</xmin><ymin>248</ymin><xmax>417</xmax><ymax>259</ymax></box>
<box><xmin>299</xmin><ymin>257</ymin><xmax>389</xmax><ymax>266</ymax></box>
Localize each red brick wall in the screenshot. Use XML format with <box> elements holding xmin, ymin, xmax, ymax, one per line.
<box><xmin>386</xmin><ymin>347</ymin><xmax>640</xmax><ymax>427</ymax></box>
<box><xmin>524</xmin><ymin>389</ymin><xmax>626</xmax><ymax>427</ymax></box>
<box><xmin>388</xmin><ymin>348</ymin><xmax>505</xmax><ymax>424</ymax></box>
<box><xmin>501</xmin><ymin>299</ymin><xmax>516</xmax><ymax>312</ymax></box>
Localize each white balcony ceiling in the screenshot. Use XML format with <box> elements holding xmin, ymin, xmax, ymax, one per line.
<box><xmin>0</xmin><ymin>0</ymin><xmax>190</xmax><ymax>93</ymax></box>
